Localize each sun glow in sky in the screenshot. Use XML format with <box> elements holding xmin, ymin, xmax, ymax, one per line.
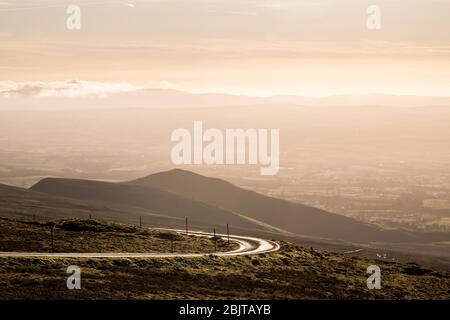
<box><xmin>1</xmin><ymin>0</ymin><xmax>450</xmax><ymax>97</ymax></box>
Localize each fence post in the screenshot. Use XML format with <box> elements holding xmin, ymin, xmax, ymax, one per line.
<box><xmin>185</xmin><ymin>217</ymin><xmax>188</xmax><ymax>235</ymax></box>
<box><xmin>50</xmin><ymin>226</ymin><xmax>54</xmax><ymax>253</ymax></box>
<box><xmin>213</xmin><ymin>228</ymin><xmax>217</xmax><ymax>252</ymax></box>
<box><xmin>227</xmin><ymin>224</ymin><xmax>230</xmax><ymax>243</ymax></box>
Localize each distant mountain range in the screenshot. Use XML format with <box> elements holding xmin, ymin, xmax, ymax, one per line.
<box><xmin>2</xmin><ymin>86</ymin><xmax>450</xmax><ymax>110</ymax></box>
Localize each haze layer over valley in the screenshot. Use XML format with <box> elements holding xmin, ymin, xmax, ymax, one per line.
<box><xmin>1</xmin><ymin>89</ymin><xmax>450</xmax><ymax>235</ymax></box>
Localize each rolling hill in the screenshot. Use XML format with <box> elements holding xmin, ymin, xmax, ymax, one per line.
<box><xmin>127</xmin><ymin>169</ymin><xmax>450</xmax><ymax>243</ymax></box>
<box><xmin>0</xmin><ymin>183</ymin><xmax>126</xmax><ymax>221</ymax></box>
<box><xmin>0</xmin><ymin>169</ymin><xmax>446</xmax><ymax>244</ymax></box>
<box><xmin>30</xmin><ymin>177</ymin><xmax>276</xmax><ymax>234</ymax></box>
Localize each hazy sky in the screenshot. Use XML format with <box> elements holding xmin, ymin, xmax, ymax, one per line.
<box><xmin>1</xmin><ymin>0</ymin><xmax>450</xmax><ymax>96</ymax></box>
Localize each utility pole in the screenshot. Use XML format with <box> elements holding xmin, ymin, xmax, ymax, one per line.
<box><xmin>50</xmin><ymin>226</ymin><xmax>55</xmax><ymax>253</ymax></box>
<box><xmin>139</xmin><ymin>216</ymin><xmax>142</xmax><ymax>228</ymax></box>
<box><xmin>227</xmin><ymin>224</ymin><xmax>230</xmax><ymax>243</ymax></box>
<box><xmin>213</xmin><ymin>228</ymin><xmax>217</xmax><ymax>252</ymax></box>
<box><xmin>185</xmin><ymin>217</ymin><xmax>188</xmax><ymax>235</ymax></box>
<box><xmin>89</xmin><ymin>213</ymin><xmax>92</xmax><ymax>220</ymax></box>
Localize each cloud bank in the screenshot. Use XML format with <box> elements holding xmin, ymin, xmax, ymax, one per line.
<box><xmin>0</xmin><ymin>80</ymin><xmax>137</xmax><ymax>98</ymax></box>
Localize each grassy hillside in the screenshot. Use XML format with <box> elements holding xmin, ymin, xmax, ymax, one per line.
<box><xmin>0</xmin><ymin>217</ymin><xmax>448</xmax><ymax>300</ymax></box>
<box><xmin>128</xmin><ymin>169</ymin><xmax>450</xmax><ymax>243</ymax></box>
<box><xmin>0</xmin><ymin>240</ymin><xmax>448</xmax><ymax>300</ymax></box>
<box><xmin>0</xmin><ymin>218</ymin><xmax>237</xmax><ymax>254</ymax></box>
<box><xmin>0</xmin><ymin>183</ymin><xmax>184</xmax><ymax>228</ymax></box>
<box><xmin>30</xmin><ymin>178</ymin><xmax>274</xmax><ymax>233</ymax></box>
<box><xmin>3</xmin><ymin>176</ymin><xmax>450</xmax><ymax>270</ymax></box>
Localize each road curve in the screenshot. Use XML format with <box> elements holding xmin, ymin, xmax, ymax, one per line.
<box><xmin>0</xmin><ymin>228</ymin><xmax>280</xmax><ymax>258</ymax></box>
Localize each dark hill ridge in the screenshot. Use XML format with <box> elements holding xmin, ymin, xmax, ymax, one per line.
<box><xmin>22</xmin><ymin>169</ymin><xmax>450</xmax><ymax>243</ymax></box>
<box><xmin>0</xmin><ymin>182</ymin><xmax>191</xmax><ymax>227</ymax></box>
<box><xmin>30</xmin><ymin>178</ymin><xmax>270</xmax><ymax>233</ymax></box>
<box><xmin>0</xmin><ymin>183</ymin><xmax>124</xmax><ymax>221</ymax></box>
<box><xmin>127</xmin><ymin>169</ymin><xmax>450</xmax><ymax>243</ymax></box>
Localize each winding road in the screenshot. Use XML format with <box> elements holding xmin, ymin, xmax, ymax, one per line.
<box><xmin>0</xmin><ymin>228</ymin><xmax>280</xmax><ymax>258</ymax></box>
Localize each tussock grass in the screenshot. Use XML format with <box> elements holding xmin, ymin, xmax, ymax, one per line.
<box><xmin>0</xmin><ymin>217</ymin><xmax>237</xmax><ymax>254</ymax></box>
<box><xmin>0</xmin><ymin>218</ymin><xmax>448</xmax><ymax>300</ymax></box>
